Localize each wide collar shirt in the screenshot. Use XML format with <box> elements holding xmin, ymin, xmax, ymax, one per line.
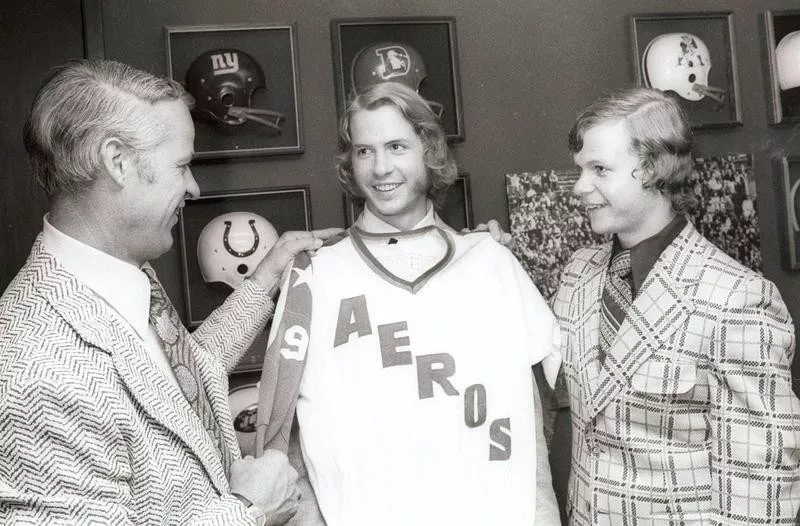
<box><xmin>40</xmin><ymin>215</ymin><xmax>181</xmax><ymax>389</ymax></box>
<box><xmin>610</xmin><ymin>214</ymin><xmax>688</xmax><ymax>296</ymax></box>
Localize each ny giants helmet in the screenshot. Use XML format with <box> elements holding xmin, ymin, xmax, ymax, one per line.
<box><xmin>197</xmin><ymin>212</ymin><xmax>279</xmax><ymax>289</ymax></box>
<box><xmin>776</xmin><ymin>31</ymin><xmax>800</xmax><ymax>91</ymax></box>
<box><xmin>185</xmin><ymin>48</ymin><xmax>284</xmax><ymax>130</ymax></box>
<box><xmin>643</xmin><ymin>33</ymin><xmax>725</xmax><ymax>103</ymax></box>
<box><xmin>350</xmin><ymin>41</ymin><xmax>444</xmax><ymax>117</ymax></box>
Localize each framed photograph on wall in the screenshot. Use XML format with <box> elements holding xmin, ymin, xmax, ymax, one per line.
<box><xmin>343</xmin><ymin>173</ymin><xmax>473</xmax><ymax>230</ymax></box>
<box><xmin>762</xmin><ymin>10</ymin><xmax>800</xmax><ymax>125</ymax></box>
<box><xmin>165</xmin><ymin>23</ymin><xmax>303</xmax><ymax>159</ymax></box>
<box><xmin>630</xmin><ymin>12</ymin><xmax>742</xmax><ymax>129</ymax></box>
<box><xmin>778</xmin><ymin>156</ymin><xmax>800</xmax><ymax>270</ymax></box>
<box><xmin>507</xmin><ymin>155</ymin><xmax>761</xmax><ymax>300</ymax></box>
<box><xmin>331</xmin><ymin>17</ymin><xmax>465</xmax><ymax>142</ymax></box>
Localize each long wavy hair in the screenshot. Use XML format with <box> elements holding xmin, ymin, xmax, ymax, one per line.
<box><xmin>334</xmin><ymin>82</ymin><xmax>457</xmax><ymax>208</ymax></box>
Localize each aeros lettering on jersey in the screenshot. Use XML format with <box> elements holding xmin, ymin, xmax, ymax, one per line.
<box><xmin>322</xmin><ymin>293</ymin><xmax>513</xmax><ymax>461</ymax></box>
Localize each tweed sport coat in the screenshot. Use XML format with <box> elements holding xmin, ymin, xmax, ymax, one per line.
<box><xmin>551</xmin><ymin>222</ymin><xmax>800</xmax><ymax>525</ymax></box>
<box><xmin>0</xmin><ymin>236</ymin><xmax>274</xmax><ymax>525</ymax></box>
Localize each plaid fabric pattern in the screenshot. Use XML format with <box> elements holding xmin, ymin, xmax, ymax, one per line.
<box><xmin>145</xmin><ymin>268</ymin><xmax>233</xmax><ymax>475</ymax></box>
<box><xmin>551</xmin><ymin>222</ymin><xmax>800</xmax><ymax>525</ymax></box>
<box><xmin>598</xmin><ymin>249</ymin><xmax>631</xmax><ymax>363</ymax></box>
<box><xmin>0</xmin><ymin>236</ymin><xmax>273</xmax><ymax>524</ymax></box>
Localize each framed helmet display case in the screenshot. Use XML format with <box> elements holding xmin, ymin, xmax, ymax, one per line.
<box><xmin>177</xmin><ymin>186</ymin><xmax>312</xmax><ymax>372</ymax></box>
<box><xmin>165</xmin><ymin>23</ymin><xmax>303</xmax><ymax>158</ymax></box>
<box><xmin>177</xmin><ymin>186</ymin><xmax>312</xmax><ymax>328</ymax></box>
<box><xmin>331</xmin><ymin>17</ymin><xmax>465</xmax><ymax>142</ymax></box>
<box><xmin>630</xmin><ymin>12</ymin><xmax>742</xmax><ymax>130</ymax></box>
<box><xmin>777</xmin><ymin>156</ymin><xmax>800</xmax><ymax>270</ymax></box>
<box><xmin>762</xmin><ymin>10</ymin><xmax>800</xmax><ymax>125</ymax></box>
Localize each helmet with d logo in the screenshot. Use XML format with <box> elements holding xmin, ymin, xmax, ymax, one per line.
<box><xmin>350</xmin><ymin>41</ymin><xmax>443</xmax><ymax>117</ymax></box>
<box><xmin>197</xmin><ymin>212</ymin><xmax>279</xmax><ymax>289</ymax></box>
<box><xmin>185</xmin><ymin>48</ymin><xmax>284</xmax><ymax>130</ymax></box>
<box><xmin>643</xmin><ymin>33</ymin><xmax>724</xmax><ymax>103</ymax></box>
<box><xmin>351</xmin><ymin>42</ymin><xmax>428</xmax><ymax>94</ymax></box>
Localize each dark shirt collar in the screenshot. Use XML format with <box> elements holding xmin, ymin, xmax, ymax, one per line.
<box><xmin>611</xmin><ymin>214</ymin><xmax>687</xmax><ymax>294</ymax></box>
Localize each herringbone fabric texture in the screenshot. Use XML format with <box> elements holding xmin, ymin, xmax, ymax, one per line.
<box><xmin>0</xmin><ymin>236</ymin><xmax>274</xmax><ymax>524</ymax></box>
<box><xmin>144</xmin><ymin>268</ymin><xmax>232</xmax><ymax>475</ymax></box>
<box><xmin>551</xmin><ymin>222</ymin><xmax>800</xmax><ymax>525</ymax></box>
<box><xmin>598</xmin><ymin>249</ymin><xmax>631</xmax><ymax>363</ymax></box>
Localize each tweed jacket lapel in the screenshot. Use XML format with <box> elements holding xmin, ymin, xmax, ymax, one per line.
<box><xmin>585</xmin><ymin>222</ymin><xmax>703</xmax><ymax>420</ymax></box>
<box><xmin>33</xmin><ymin>241</ymin><xmax>229</xmax><ymax>493</ymax></box>
<box><xmin>571</xmin><ymin>247</ymin><xmax>609</xmax><ymax>404</ymax></box>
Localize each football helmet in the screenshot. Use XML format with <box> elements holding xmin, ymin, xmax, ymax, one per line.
<box><xmin>185</xmin><ymin>48</ymin><xmax>284</xmax><ymax>130</ymax></box>
<box><xmin>197</xmin><ymin>211</ymin><xmax>279</xmax><ymax>289</ymax></box>
<box><xmin>643</xmin><ymin>33</ymin><xmax>725</xmax><ymax>103</ymax></box>
<box><xmin>351</xmin><ymin>41</ymin><xmax>428</xmax><ymax>93</ymax></box>
<box><xmin>228</xmin><ymin>382</ymin><xmax>260</xmax><ymax>457</ymax></box>
<box><xmin>350</xmin><ymin>41</ymin><xmax>444</xmax><ymax>117</ymax></box>
<box><xmin>776</xmin><ymin>30</ymin><xmax>800</xmax><ymax>91</ymax></box>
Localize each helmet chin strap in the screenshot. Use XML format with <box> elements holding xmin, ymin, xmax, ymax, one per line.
<box><xmin>692</xmin><ymin>84</ymin><xmax>726</xmax><ymax>104</ymax></box>
<box><xmin>227</xmin><ymin>106</ymin><xmax>285</xmax><ymax>131</ymax></box>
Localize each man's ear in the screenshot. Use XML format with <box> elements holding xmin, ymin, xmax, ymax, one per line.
<box><xmin>632</xmin><ymin>162</ymin><xmax>653</xmax><ymax>185</ymax></box>
<box><xmin>99</xmin><ymin>138</ymin><xmax>133</xmax><ymax>187</ymax></box>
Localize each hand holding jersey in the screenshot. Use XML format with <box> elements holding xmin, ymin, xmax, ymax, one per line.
<box><xmin>248</xmin><ymin>228</ymin><xmax>343</xmax><ymax>296</ymax></box>
<box><xmin>468</xmin><ymin>219</ymin><xmax>514</xmax><ymax>249</ymax></box>
<box><xmin>229</xmin><ymin>450</ymin><xmax>300</xmax><ymax>524</ymax></box>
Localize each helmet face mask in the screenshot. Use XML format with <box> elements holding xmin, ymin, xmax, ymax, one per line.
<box><xmin>197</xmin><ymin>212</ymin><xmax>279</xmax><ymax>289</ymax></box>
<box><xmin>643</xmin><ymin>33</ymin><xmax>725</xmax><ymax>103</ymax></box>
<box><xmin>185</xmin><ymin>48</ymin><xmax>285</xmax><ymax>130</ymax></box>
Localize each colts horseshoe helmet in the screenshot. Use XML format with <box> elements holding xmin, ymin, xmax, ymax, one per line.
<box><xmin>642</xmin><ymin>33</ymin><xmax>725</xmax><ymax>103</ymax></box>
<box><xmin>185</xmin><ymin>48</ymin><xmax>284</xmax><ymax>130</ymax></box>
<box><xmin>197</xmin><ymin>212</ymin><xmax>279</xmax><ymax>289</ymax></box>
<box><xmin>350</xmin><ymin>41</ymin><xmax>444</xmax><ymax>117</ymax></box>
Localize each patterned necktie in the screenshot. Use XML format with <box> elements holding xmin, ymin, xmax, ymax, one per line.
<box><xmin>598</xmin><ymin>250</ymin><xmax>632</xmax><ymax>364</ymax></box>
<box><xmin>143</xmin><ymin>267</ymin><xmax>232</xmax><ymax>474</ymax></box>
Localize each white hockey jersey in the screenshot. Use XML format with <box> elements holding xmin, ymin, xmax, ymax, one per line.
<box><xmin>258</xmin><ymin>210</ymin><xmax>560</xmax><ymax>526</ymax></box>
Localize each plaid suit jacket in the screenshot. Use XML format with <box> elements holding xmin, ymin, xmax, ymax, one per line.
<box><xmin>0</xmin><ymin>236</ymin><xmax>273</xmax><ymax>525</ymax></box>
<box><xmin>552</xmin><ymin>222</ymin><xmax>800</xmax><ymax>525</ymax></box>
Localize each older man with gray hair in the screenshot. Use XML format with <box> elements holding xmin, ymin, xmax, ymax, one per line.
<box><xmin>0</xmin><ymin>59</ymin><xmax>339</xmax><ymax>525</ymax></box>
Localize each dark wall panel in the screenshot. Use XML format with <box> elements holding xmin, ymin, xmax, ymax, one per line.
<box><xmin>0</xmin><ymin>0</ymin><xmax>85</xmax><ymax>291</ymax></box>
<box><xmin>97</xmin><ymin>2</ymin><xmax>800</xmax><ymax>388</ymax></box>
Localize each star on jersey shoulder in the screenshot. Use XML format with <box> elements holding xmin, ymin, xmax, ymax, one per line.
<box><xmin>291</xmin><ymin>264</ymin><xmax>312</xmax><ymax>289</ymax></box>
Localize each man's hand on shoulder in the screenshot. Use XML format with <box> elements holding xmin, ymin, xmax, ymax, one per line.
<box><xmin>249</xmin><ymin>228</ymin><xmax>343</xmax><ymax>295</ymax></box>
<box><xmin>464</xmin><ymin>219</ymin><xmax>514</xmax><ymax>249</ymax></box>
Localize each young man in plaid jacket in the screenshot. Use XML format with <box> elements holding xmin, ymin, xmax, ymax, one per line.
<box><xmin>553</xmin><ymin>87</ymin><xmax>800</xmax><ymax>525</ymax></box>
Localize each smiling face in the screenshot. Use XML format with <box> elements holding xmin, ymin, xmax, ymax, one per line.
<box><xmin>349</xmin><ymin>105</ymin><xmax>430</xmax><ymax>230</ymax></box>
<box><xmin>572</xmin><ymin>118</ymin><xmax>675</xmax><ymax>248</ymax></box>
<box><xmin>121</xmin><ymin>99</ymin><xmax>199</xmax><ymax>265</ymax></box>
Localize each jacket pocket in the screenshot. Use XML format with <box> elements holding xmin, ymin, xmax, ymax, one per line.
<box><xmin>630</xmin><ymin>360</ymin><xmax>696</xmax><ymax>396</ymax></box>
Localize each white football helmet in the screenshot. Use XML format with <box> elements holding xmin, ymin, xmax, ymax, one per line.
<box><xmin>776</xmin><ymin>30</ymin><xmax>800</xmax><ymax>91</ymax></box>
<box><xmin>643</xmin><ymin>33</ymin><xmax>725</xmax><ymax>103</ymax></box>
<box><xmin>197</xmin><ymin>212</ymin><xmax>279</xmax><ymax>289</ymax></box>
